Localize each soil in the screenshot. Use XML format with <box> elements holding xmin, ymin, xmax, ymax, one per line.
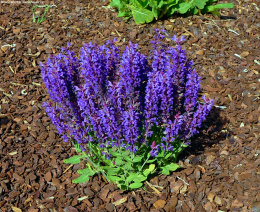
<box><xmin>0</xmin><ymin>0</ymin><xmax>259</xmax><ymax>211</ymax></box>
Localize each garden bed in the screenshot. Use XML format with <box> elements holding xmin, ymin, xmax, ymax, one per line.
<box><xmin>0</xmin><ymin>0</ymin><xmax>259</xmax><ymax>211</ymax></box>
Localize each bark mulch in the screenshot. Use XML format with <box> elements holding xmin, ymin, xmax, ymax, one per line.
<box><xmin>0</xmin><ymin>0</ymin><xmax>259</xmax><ymax>211</ymax></box>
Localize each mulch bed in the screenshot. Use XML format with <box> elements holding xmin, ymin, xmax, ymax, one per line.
<box><xmin>0</xmin><ymin>0</ymin><xmax>259</xmax><ymax>211</ymax></box>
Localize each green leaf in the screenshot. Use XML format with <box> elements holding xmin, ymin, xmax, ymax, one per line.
<box><xmin>75</xmin><ymin>146</ymin><xmax>82</xmax><ymax>153</ymax></box>
<box><xmin>129</xmin><ymin>182</ymin><xmax>143</xmax><ymax>189</ymax></box>
<box><xmin>63</xmin><ymin>155</ymin><xmax>84</xmax><ymax>164</ymax></box>
<box><xmin>148</xmin><ymin>164</ymin><xmax>155</xmax><ymax>172</ymax></box>
<box><xmin>117</xmin><ymin>10</ymin><xmax>131</xmax><ymax>18</ymax></box>
<box><xmin>126</xmin><ymin>173</ymin><xmax>147</xmax><ymax>183</ymax></box>
<box><xmin>121</xmin><ymin>150</ymin><xmax>131</xmax><ymax>156</ymax></box>
<box><xmin>143</xmin><ymin>163</ymin><xmax>155</xmax><ymax>176</ymax></box>
<box><xmin>147</xmin><ymin>158</ymin><xmax>156</xmax><ymax>163</ymax></box>
<box><xmin>156</xmin><ymin>150</ymin><xmax>164</xmax><ymax>158</ymax></box>
<box><xmin>106</xmin><ymin>175</ymin><xmax>122</xmax><ymax>182</ymax></box>
<box><xmin>151</xmin><ymin>7</ymin><xmax>160</xmax><ymax>19</ymax></box>
<box><xmin>166</xmin><ymin>6</ymin><xmax>178</xmax><ymax>16</ymax></box>
<box><xmin>164</xmin><ymin>152</ymin><xmax>172</xmax><ymax>159</ymax></box>
<box><xmin>203</xmin><ymin>3</ymin><xmax>234</xmax><ymax>13</ymax></box>
<box><xmin>103</xmin><ymin>159</ymin><xmax>114</xmax><ymax>167</ymax></box>
<box><xmin>126</xmin><ymin>173</ymin><xmax>139</xmax><ymax>183</ymax></box>
<box><xmin>160</xmin><ymin>163</ymin><xmax>180</xmax><ymax>175</ymax></box>
<box><xmin>72</xmin><ymin>173</ymin><xmax>90</xmax><ymax>183</ymax></box>
<box><xmin>123</xmin><ymin>16</ymin><xmax>132</xmax><ymax>20</ymax></box>
<box><xmin>103</xmin><ymin>166</ymin><xmax>121</xmax><ymax>175</ymax></box>
<box><xmin>134</xmin><ymin>175</ymin><xmax>147</xmax><ymax>183</ymax></box>
<box><xmin>131</xmin><ymin>6</ymin><xmax>154</xmax><ymax>24</ymax></box>
<box><xmin>193</xmin><ymin>0</ymin><xmax>207</xmax><ymax>10</ymax></box>
<box><xmin>157</xmin><ymin>0</ymin><xmax>164</xmax><ymax>8</ymax></box>
<box><xmin>122</xmin><ymin>155</ymin><xmax>132</xmax><ymax>162</ymax></box>
<box><xmin>161</xmin><ymin>167</ymin><xmax>170</xmax><ymax>175</ymax></box>
<box><xmin>132</xmin><ymin>0</ymin><xmax>149</xmax><ymax>8</ymax></box>
<box><xmin>182</xmin><ymin>144</ymin><xmax>189</xmax><ymax>148</ymax></box>
<box><xmin>166</xmin><ymin>0</ymin><xmax>179</xmax><ymax>7</ymax></box>
<box><xmin>206</xmin><ymin>0</ymin><xmax>218</xmax><ymax>3</ymax></box>
<box><xmin>177</xmin><ymin>2</ymin><xmax>191</xmax><ymax>14</ymax></box>
<box><xmin>109</xmin><ymin>150</ymin><xmax>121</xmax><ymax>157</ymax></box>
<box><xmin>114</xmin><ymin>158</ymin><xmax>125</xmax><ymax>166</ymax></box>
<box><xmin>148</xmin><ymin>0</ymin><xmax>158</xmax><ymax>8</ymax></box>
<box><xmin>211</xmin><ymin>10</ymin><xmax>220</xmax><ymax>16</ymax></box>
<box><xmin>124</xmin><ymin>162</ymin><xmax>134</xmax><ymax>171</ymax></box>
<box><xmin>77</xmin><ymin>168</ymin><xmax>96</xmax><ymax>175</ymax></box>
<box><xmin>133</xmin><ymin>156</ymin><xmax>143</xmax><ymax>163</ymax></box>
<box><xmin>143</xmin><ymin>169</ymin><xmax>150</xmax><ymax>176</ymax></box>
<box><xmin>110</xmin><ymin>0</ymin><xmax>122</xmax><ymax>8</ymax></box>
<box><xmin>166</xmin><ymin>163</ymin><xmax>180</xmax><ymax>171</ymax></box>
<box><xmin>119</xmin><ymin>184</ymin><xmax>128</xmax><ymax>190</ymax></box>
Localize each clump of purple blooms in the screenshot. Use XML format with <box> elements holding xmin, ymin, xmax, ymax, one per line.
<box><xmin>40</xmin><ymin>29</ymin><xmax>214</xmax><ymax>158</ymax></box>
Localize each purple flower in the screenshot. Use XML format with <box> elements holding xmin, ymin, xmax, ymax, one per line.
<box><xmin>80</xmin><ymin>145</ymin><xmax>86</xmax><ymax>152</ymax></box>
<box><xmin>150</xmin><ymin>141</ymin><xmax>160</xmax><ymax>157</ymax></box>
<box><xmin>160</xmin><ymin>143</ymin><xmax>166</xmax><ymax>152</ymax></box>
<box><xmin>171</xmin><ymin>35</ymin><xmax>186</xmax><ymax>44</ymax></box>
<box><xmin>184</xmin><ymin>70</ymin><xmax>201</xmax><ymax>112</ymax></box>
<box><xmin>186</xmin><ymin>95</ymin><xmax>214</xmax><ymax>139</ymax></box>
<box><xmin>102</xmin><ymin>151</ymin><xmax>112</xmax><ymax>160</ymax></box>
<box><xmin>163</xmin><ymin>114</ymin><xmax>184</xmax><ymax>143</ymax></box>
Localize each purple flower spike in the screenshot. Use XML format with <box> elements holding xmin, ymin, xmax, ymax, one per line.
<box><xmin>171</xmin><ymin>35</ymin><xmax>186</xmax><ymax>44</ymax></box>
<box><xmin>150</xmin><ymin>141</ymin><xmax>160</xmax><ymax>157</ymax></box>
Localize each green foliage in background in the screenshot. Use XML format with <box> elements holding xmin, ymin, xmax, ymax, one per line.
<box><xmin>110</xmin><ymin>0</ymin><xmax>234</xmax><ymax>24</ymax></box>
<box><xmin>27</xmin><ymin>0</ymin><xmax>57</xmax><ymax>24</ymax></box>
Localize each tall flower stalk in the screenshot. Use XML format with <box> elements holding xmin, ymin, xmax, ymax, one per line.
<box><xmin>40</xmin><ymin>30</ymin><xmax>214</xmax><ymax>190</ymax></box>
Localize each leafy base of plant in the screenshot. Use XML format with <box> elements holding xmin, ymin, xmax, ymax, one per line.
<box><xmin>64</xmin><ymin>126</ymin><xmax>188</xmax><ymax>190</ymax></box>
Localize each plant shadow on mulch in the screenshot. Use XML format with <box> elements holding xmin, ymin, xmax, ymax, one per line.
<box><xmin>179</xmin><ymin>107</ymin><xmax>229</xmax><ymax>163</ymax></box>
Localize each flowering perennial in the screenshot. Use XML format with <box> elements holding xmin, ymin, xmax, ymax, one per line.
<box><xmin>41</xmin><ymin>30</ymin><xmax>214</xmax><ymax>158</ymax></box>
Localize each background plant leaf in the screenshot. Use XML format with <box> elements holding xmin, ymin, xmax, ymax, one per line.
<box><xmin>177</xmin><ymin>2</ymin><xmax>192</xmax><ymax>14</ymax></box>
<box><xmin>202</xmin><ymin>3</ymin><xmax>234</xmax><ymax>13</ymax></box>
<box><xmin>132</xmin><ymin>0</ymin><xmax>149</xmax><ymax>8</ymax></box>
<box><xmin>131</xmin><ymin>5</ymin><xmax>154</xmax><ymax>24</ymax></box>
<box><xmin>193</xmin><ymin>0</ymin><xmax>207</xmax><ymax>9</ymax></box>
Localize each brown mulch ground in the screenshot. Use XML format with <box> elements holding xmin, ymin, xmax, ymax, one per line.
<box><xmin>0</xmin><ymin>0</ymin><xmax>259</xmax><ymax>211</ymax></box>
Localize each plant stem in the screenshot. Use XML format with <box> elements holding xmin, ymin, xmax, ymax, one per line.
<box><xmin>139</xmin><ymin>153</ymin><xmax>150</xmax><ymax>172</ymax></box>
<box><xmin>118</xmin><ymin>146</ymin><xmax>128</xmax><ymax>178</ymax></box>
<box><xmin>81</xmin><ymin>151</ymin><xmax>110</xmax><ymax>183</ymax></box>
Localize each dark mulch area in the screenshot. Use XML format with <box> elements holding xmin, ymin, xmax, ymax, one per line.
<box><xmin>0</xmin><ymin>0</ymin><xmax>259</xmax><ymax>211</ymax></box>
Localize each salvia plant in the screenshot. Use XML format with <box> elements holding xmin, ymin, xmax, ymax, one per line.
<box><xmin>40</xmin><ymin>29</ymin><xmax>214</xmax><ymax>190</ymax></box>
<box><xmin>110</xmin><ymin>0</ymin><xmax>234</xmax><ymax>24</ymax></box>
